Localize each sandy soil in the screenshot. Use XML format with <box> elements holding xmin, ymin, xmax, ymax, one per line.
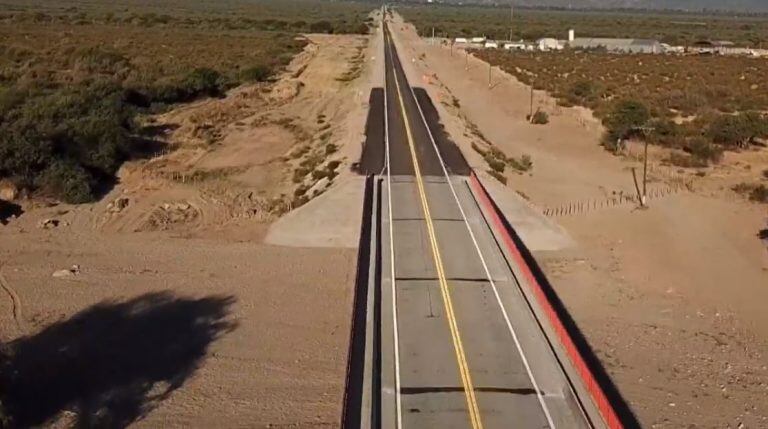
<box><xmin>0</xmin><ymin>26</ymin><xmax>378</xmax><ymax>427</ymax></box>
<box><xmin>389</xmin><ymin>14</ymin><xmax>768</xmax><ymax>428</ymax></box>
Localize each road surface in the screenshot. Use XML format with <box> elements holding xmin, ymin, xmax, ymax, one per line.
<box><xmin>346</xmin><ymin>16</ymin><xmax>606</xmax><ymax>429</ymax></box>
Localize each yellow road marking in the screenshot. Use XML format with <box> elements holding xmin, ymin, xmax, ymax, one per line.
<box><xmin>386</xmin><ymin>28</ymin><xmax>484</xmax><ymax>429</ymax></box>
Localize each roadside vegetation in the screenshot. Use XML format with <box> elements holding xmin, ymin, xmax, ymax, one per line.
<box><xmin>474</xmin><ymin>49</ymin><xmax>768</xmax><ymax>169</ymax></box>
<box><xmin>396</xmin><ymin>4</ymin><xmax>768</xmax><ymax>47</ymax></box>
<box><xmin>0</xmin><ymin>0</ymin><xmax>372</xmax><ymax>204</ymax></box>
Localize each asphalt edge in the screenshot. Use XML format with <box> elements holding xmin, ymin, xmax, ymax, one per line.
<box><xmin>341</xmin><ymin>174</ymin><xmax>375</xmax><ymax>429</ymax></box>
<box><xmin>468</xmin><ymin>172</ymin><xmax>640</xmax><ymax>429</ymax></box>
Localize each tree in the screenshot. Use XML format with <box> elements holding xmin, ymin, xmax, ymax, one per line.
<box><xmin>708</xmin><ymin>111</ymin><xmax>768</xmax><ymax>148</ymax></box>
<box><xmin>603</xmin><ymin>99</ymin><xmax>651</xmax><ymax>144</ymax></box>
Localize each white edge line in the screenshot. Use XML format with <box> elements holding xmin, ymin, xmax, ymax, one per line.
<box><xmin>394</xmin><ymin>30</ymin><xmax>557</xmax><ymax>428</ymax></box>
<box><xmin>383</xmin><ymin>14</ymin><xmax>404</xmax><ymax>429</ymax></box>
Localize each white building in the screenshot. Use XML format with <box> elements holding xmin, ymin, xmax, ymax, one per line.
<box><xmin>504</xmin><ymin>41</ymin><xmax>527</xmax><ymax>51</ymax></box>
<box><xmin>454</xmin><ymin>37</ymin><xmax>468</xmax><ymax>44</ymax></box>
<box><xmin>484</xmin><ymin>41</ymin><xmax>499</xmax><ymax>49</ymax></box>
<box><xmin>536</xmin><ymin>38</ymin><xmax>563</xmax><ymax>51</ymax></box>
<box><xmin>570</xmin><ymin>37</ymin><xmax>662</xmax><ymax>54</ymax></box>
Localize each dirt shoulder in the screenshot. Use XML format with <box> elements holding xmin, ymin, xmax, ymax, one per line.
<box><xmin>389</xmin><ymin>14</ymin><xmax>768</xmax><ymax>428</ymax></box>
<box><xmin>0</xmin><ymin>27</ymin><xmax>378</xmax><ymax>427</ymax></box>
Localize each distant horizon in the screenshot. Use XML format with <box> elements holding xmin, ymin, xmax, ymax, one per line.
<box><xmin>401</xmin><ymin>0</ymin><xmax>768</xmax><ymax>14</ymax></box>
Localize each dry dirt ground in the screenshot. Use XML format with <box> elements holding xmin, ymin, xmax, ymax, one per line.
<box><xmin>0</xmin><ymin>29</ymin><xmax>379</xmax><ymax>427</ymax></box>
<box><xmin>389</xmin><ymin>14</ymin><xmax>768</xmax><ymax>429</ymax></box>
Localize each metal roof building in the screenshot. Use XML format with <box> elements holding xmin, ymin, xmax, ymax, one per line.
<box><xmin>569</xmin><ymin>38</ymin><xmax>662</xmax><ymax>54</ymax></box>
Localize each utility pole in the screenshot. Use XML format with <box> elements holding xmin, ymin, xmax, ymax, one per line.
<box><xmin>431</xmin><ymin>27</ymin><xmax>435</xmax><ymax>46</ymax></box>
<box><xmin>488</xmin><ymin>62</ymin><xmax>492</xmax><ymax>87</ymax></box>
<box><xmin>509</xmin><ymin>3</ymin><xmax>514</xmax><ymax>42</ymax></box>
<box><xmin>628</xmin><ymin>126</ymin><xmax>654</xmax><ymax>207</ymax></box>
<box><xmin>465</xmin><ymin>49</ymin><xmax>469</xmax><ymax>70</ymax></box>
<box><xmin>642</xmin><ymin>139</ymin><xmax>649</xmax><ymax>206</ymax></box>
<box><xmin>529</xmin><ymin>82</ymin><xmax>534</xmax><ymax>120</ymax></box>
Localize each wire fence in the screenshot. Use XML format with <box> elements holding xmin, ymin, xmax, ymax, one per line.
<box><xmin>542</xmin><ymin>184</ymin><xmax>686</xmax><ymax>217</ymax></box>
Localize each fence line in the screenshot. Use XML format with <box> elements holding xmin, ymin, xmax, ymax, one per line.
<box><xmin>542</xmin><ymin>184</ymin><xmax>686</xmax><ymax>217</ymax></box>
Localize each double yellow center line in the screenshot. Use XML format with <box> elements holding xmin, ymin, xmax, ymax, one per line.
<box><xmin>386</xmin><ymin>27</ymin><xmax>484</xmax><ymax>429</ymax></box>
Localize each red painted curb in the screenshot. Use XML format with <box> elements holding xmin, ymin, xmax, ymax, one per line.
<box><xmin>469</xmin><ymin>172</ymin><xmax>623</xmax><ymax>429</ymax></box>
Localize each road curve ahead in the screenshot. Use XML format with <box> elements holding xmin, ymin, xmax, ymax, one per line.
<box><xmin>346</xmin><ymin>14</ymin><xmax>608</xmax><ymax>429</ymax></box>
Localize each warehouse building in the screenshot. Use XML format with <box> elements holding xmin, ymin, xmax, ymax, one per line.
<box><xmin>569</xmin><ymin>37</ymin><xmax>663</xmax><ymax>54</ymax></box>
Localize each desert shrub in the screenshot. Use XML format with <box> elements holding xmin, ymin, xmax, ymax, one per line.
<box><xmin>240</xmin><ymin>64</ymin><xmax>273</xmax><ymax>82</ymax></box>
<box><xmin>487</xmin><ymin>169</ymin><xmax>507</xmax><ymax>185</ymax></box>
<box><xmin>529</xmin><ymin>110</ymin><xmax>549</xmax><ymax>125</ymax></box>
<box><xmin>603</xmin><ymin>99</ymin><xmax>651</xmax><ymax>143</ymax></box>
<box><xmin>484</xmin><ymin>154</ymin><xmax>505</xmax><ymax>173</ymax></box>
<box><xmin>763</xmin><ymin>169</ymin><xmax>768</xmax><ymax>180</ymax></box>
<box><xmin>311</xmin><ymin>169</ymin><xmax>329</xmax><ymax>180</ymax></box>
<box><xmin>35</xmin><ymin>160</ymin><xmax>93</xmax><ymax>203</ymax></box>
<box><xmin>687</xmin><ymin>137</ymin><xmax>724</xmax><ymax>165</ymax></box>
<box><xmin>0</xmin><ymin>81</ymin><xmax>136</xmax><ymax>202</ymax></box>
<box><xmin>292</xmin><ymin>166</ymin><xmax>310</xmax><ymax>183</ymax></box>
<box><xmin>567</xmin><ymin>80</ymin><xmax>602</xmax><ymax>106</ymax></box>
<box><xmin>751</xmin><ymin>185</ymin><xmax>768</xmax><ymax>203</ymax></box>
<box><xmin>732</xmin><ymin>183</ymin><xmax>768</xmax><ymax>203</ymax></box>
<box><xmin>309</xmin><ymin>20</ymin><xmax>333</xmax><ymax>34</ymax></box>
<box><xmin>326</xmin><ymin>159</ymin><xmax>341</xmax><ymax>171</ymax></box>
<box><xmin>510</xmin><ymin>154</ymin><xmax>533</xmax><ymax>172</ymax></box>
<box><xmin>667</xmin><ymin>152</ymin><xmax>707</xmax><ymax>168</ymax></box>
<box><xmin>181</xmin><ymin>68</ymin><xmax>225</xmax><ymax>98</ymax></box>
<box><xmin>75</xmin><ymin>47</ymin><xmax>129</xmax><ymax>74</ymax></box>
<box><xmin>708</xmin><ymin>112</ymin><xmax>768</xmax><ymax>148</ymax></box>
<box><xmin>647</xmin><ymin>118</ymin><xmax>685</xmax><ymax>148</ymax></box>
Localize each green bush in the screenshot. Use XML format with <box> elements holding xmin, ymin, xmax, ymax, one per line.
<box><xmin>36</xmin><ymin>160</ymin><xmax>94</xmax><ymax>203</ymax></box>
<box><xmin>0</xmin><ymin>81</ymin><xmax>133</xmax><ymax>202</ymax></box>
<box><xmin>708</xmin><ymin>112</ymin><xmax>768</xmax><ymax>148</ymax></box>
<box><xmin>182</xmin><ymin>68</ymin><xmax>225</xmax><ymax>98</ymax></box>
<box><xmin>647</xmin><ymin>118</ymin><xmax>684</xmax><ymax>148</ymax></box>
<box><xmin>603</xmin><ymin>99</ymin><xmax>651</xmax><ymax>143</ymax></box>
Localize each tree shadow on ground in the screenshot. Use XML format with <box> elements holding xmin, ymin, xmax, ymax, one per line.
<box><xmin>0</xmin><ymin>291</ymin><xmax>237</xmax><ymax>428</ymax></box>
<box><xmin>0</xmin><ymin>200</ymin><xmax>23</xmax><ymax>225</ymax></box>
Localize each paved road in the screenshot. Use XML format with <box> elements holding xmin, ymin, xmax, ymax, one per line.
<box><xmin>348</xmin><ymin>17</ymin><xmax>601</xmax><ymax>429</ymax></box>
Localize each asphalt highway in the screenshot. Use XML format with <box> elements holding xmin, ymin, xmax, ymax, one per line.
<box><xmin>348</xmin><ymin>16</ymin><xmax>601</xmax><ymax>429</ymax></box>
